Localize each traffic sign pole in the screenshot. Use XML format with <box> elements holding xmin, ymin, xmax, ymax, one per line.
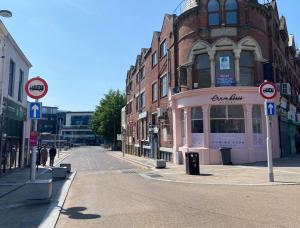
<box><xmin>259</xmin><ymin>81</ymin><xmax>277</xmax><ymax>182</ymax></box>
<box><xmin>30</xmin><ymin>99</ymin><xmax>39</xmax><ymax>181</ymax></box>
<box><xmin>266</xmin><ymin>113</ymin><xmax>274</xmax><ymax>182</ymax></box>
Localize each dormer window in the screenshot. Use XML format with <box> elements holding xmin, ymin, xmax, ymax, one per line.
<box><xmin>225</xmin><ymin>0</ymin><xmax>238</xmax><ymax>25</ymax></box>
<box><xmin>208</xmin><ymin>0</ymin><xmax>220</xmax><ymax>26</ymax></box>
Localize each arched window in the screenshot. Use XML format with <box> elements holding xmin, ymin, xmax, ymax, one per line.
<box><xmin>240</xmin><ymin>51</ymin><xmax>254</xmax><ymax>86</ymax></box>
<box><xmin>208</xmin><ymin>0</ymin><xmax>220</xmax><ymax>26</ymax></box>
<box><xmin>215</xmin><ymin>51</ymin><xmax>235</xmax><ymax>87</ymax></box>
<box><xmin>225</xmin><ymin>0</ymin><xmax>238</xmax><ymax>24</ymax></box>
<box><xmin>194</xmin><ymin>54</ymin><xmax>211</xmax><ymax>88</ymax></box>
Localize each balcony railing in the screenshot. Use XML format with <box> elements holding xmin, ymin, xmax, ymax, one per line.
<box><xmin>173</xmin><ymin>0</ymin><xmax>198</xmax><ymax>16</ymax></box>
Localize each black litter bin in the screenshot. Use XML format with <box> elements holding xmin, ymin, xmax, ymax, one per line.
<box><xmin>185</xmin><ymin>152</ymin><xmax>200</xmax><ymax>175</ymax></box>
<box><xmin>219</xmin><ymin>147</ymin><xmax>232</xmax><ymax>165</ymax></box>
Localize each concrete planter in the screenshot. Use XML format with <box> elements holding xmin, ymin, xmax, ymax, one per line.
<box><xmin>52</xmin><ymin>167</ymin><xmax>67</xmax><ymax>179</ymax></box>
<box><xmin>155</xmin><ymin>160</ymin><xmax>166</xmax><ymax>169</ymax></box>
<box><xmin>26</xmin><ymin>179</ymin><xmax>53</xmax><ymax>200</ymax></box>
<box><xmin>60</xmin><ymin>163</ymin><xmax>71</xmax><ymax>173</ymax></box>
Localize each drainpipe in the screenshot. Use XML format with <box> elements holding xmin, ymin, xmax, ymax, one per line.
<box><xmin>0</xmin><ymin>37</ymin><xmax>6</xmax><ymax>174</ymax></box>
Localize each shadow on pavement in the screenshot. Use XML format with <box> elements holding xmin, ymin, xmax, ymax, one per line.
<box><xmin>61</xmin><ymin>207</ymin><xmax>101</xmax><ymax>220</ymax></box>
<box><xmin>244</xmin><ymin>155</ymin><xmax>300</xmax><ymax>168</ymax></box>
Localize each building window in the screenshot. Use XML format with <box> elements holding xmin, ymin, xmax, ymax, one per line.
<box><xmin>160</xmin><ymin>40</ymin><xmax>167</xmax><ymax>58</ymax></box>
<box><xmin>208</xmin><ymin>0</ymin><xmax>220</xmax><ymax>26</ymax></box>
<box><xmin>180</xmin><ymin>109</ymin><xmax>186</xmax><ymax>145</ymax></box>
<box><xmin>194</xmin><ymin>54</ymin><xmax>211</xmax><ymax>88</ymax></box>
<box><xmin>160</xmin><ymin>74</ymin><xmax>168</xmax><ymax>97</ymax></box>
<box><xmin>240</xmin><ymin>51</ymin><xmax>254</xmax><ymax>86</ymax></box>
<box><xmin>152</xmin><ymin>51</ymin><xmax>157</xmax><ymax>67</ymax></box>
<box><xmin>140</xmin><ymin>67</ymin><xmax>145</xmax><ymax>80</ymax></box>
<box><xmin>252</xmin><ymin>105</ymin><xmax>262</xmax><ymax>133</ymax></box>
<box><xmin>140</xmin><ymin>92</ymin><xmax>145</xmax><ymax>109</ymax></box>
<box><xmin>191</xmin><ymin>107</ymin><xmax>203</xmax><ymax>133</ymax></box>
<box><xmin>8</xmin><ymin>60</ymin><xmax>15</xmax><ymax>97</ymax></box>
<box><xmin>215</xmin><ymin>51</ymin><xmax>235</xmax><ymax>87</ymax></box>
<box><xmin>152</xmin><ymin>82</ymin><xmax>158</xmax><ymax>102</ymax></box>
<box><xmin>18</xmin><ymin>70</ymin><xmax>24</xmax><ymax>102</ymax></box>
<box><xmin>210</xmin><ymin>105</ymin><xmax>245</xmax><ymax>133</ymax></box>
<box><xmin>225</xmin><ymin>0</ymin><xmax>238</xmax><ymax>25</ymax></box>
<box><xmin>136</xmin><ymin>95</ymin><xmax>139</xmax><ymax>112</ymax></box>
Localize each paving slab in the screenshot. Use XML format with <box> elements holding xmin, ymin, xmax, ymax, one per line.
<box><xmin>109</xmin><ymin>151</ymin><xmax>300</xmax><ymax>186</ymax></box>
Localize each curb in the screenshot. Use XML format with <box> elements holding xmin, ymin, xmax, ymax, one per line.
<box><xmin>39</xmin><ymin>171</ymin><xmax>77</xmax><ymax>228</ymax></box>
<box><xmin>139</xmin><ymin>173</ymin><xmax>300</xmax><ymax>187</ymax></box>
<box><xmin>108</xmin><ymin>152</ymin><xmax>153</xmax><ymax>169</ymax></box>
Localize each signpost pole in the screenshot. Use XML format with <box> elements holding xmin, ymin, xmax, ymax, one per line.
<box><xmin>30</xmin><ymin>99</ymin><xmax>39</xmax><ymax>181</ymax></box>
<box><xmin>266</xmin><ymin>113</ymin><xmax>274</xmax><ymax>182</ymax></box>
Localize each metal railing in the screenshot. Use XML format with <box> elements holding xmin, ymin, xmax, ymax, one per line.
<box><xmin>173</xmin><ymin>0</ymin><xmax>198</xmax><ymax>16</ymax></box>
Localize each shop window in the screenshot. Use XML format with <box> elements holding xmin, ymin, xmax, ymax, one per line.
<box><xmin>194</xmin><ymin>54</ymin><xmax>211</xmax><ymax>88</ymax></box>
<box><xmin>210</xmin><ymin>105</ymin><xmax>245</xmax><ymax>133</ymax></box>
<box><xmin>191</xmin><ymin>107</ymin><xmax>203</xmax><ymax>133</ymax></box>
<box><xmin>252</xmin><ymin>105</ymin><xmax>262</xmax><ymax>133</ymax></box>
<box><xmin>240</xmin><ymin>51</ymin><xmax>254</xmax><ymax>86</ymax></box>
<box><xmin>160</xmin><ymin>74</ymin><xmax>168</xmax><ymax>97</ymax></box>
<box><xmin>180</xmin><ymin>109</ymin><xmax>186</xmax><ymax>145</ymax></box>
<box><xmin>225</xmin><ymin>0</ymin><xmax>238</xmax><ymax>25</ymax></box>
<box><xmin>215</xmin><ymin>51</ymin><xmax>235</xmax><ymax>87</ymax></box>
<box><xmin>208</xmin><ymin>0</ymin><xmax>220</xmax><ymax>26</ymax></box>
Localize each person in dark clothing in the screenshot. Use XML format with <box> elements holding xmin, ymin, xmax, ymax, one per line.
<box><xmin>49</xmin><ymin>146</ymin><xmax>57</xmax><ymax>167</ymax></box>
<box><xmin>36</xmin><ymin>147</ymin><xmax>41</xmax><ymax>171</ymax></box>
<box><xmin>295</xmin><ymin>128</ymin><xmax>300</xmax><ymax>154</ymax></box>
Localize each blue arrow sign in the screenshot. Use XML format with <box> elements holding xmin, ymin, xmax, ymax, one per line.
<box><xmin>264</xmin><ymin>101</ymin><xmax>276</xmax><ymax>116</ymax></box>
<box><xmin>29</xmin><ymin>102</ymin><xmax>42</xmax><ymax>119</ymax></box>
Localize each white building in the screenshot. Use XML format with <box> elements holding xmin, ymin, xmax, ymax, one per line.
<box><xmin>0</xmin><ymin>20</ymin><xmax>32</xmax><ymax>171</ymax></box>
<box><xmin>60</xmin><ymin>112</ymin><xmax>99</xmax><ymax>146</ymax></box>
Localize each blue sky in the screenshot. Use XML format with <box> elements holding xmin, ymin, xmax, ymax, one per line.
<box><xmin>1</xmin><ymin>0</ymin><xmax>299</xmax><ymax>111</ymax></box>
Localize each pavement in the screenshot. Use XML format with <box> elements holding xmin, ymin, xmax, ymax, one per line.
<box><xmin>57</xmin><ymin>147</ymin><xmax>300</xmax><ymax>228</ymax></box>
<box><xmin>0</xmin><ymin>150</ymin><xmax>74</xmax><ymax>228</ymax></box>
<box><xmin>108</xmin><ymin>151</ymin><xmax>300</xmax><ymax>186</ymax></box>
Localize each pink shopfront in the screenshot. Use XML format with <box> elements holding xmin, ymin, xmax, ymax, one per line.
<box><xmin>170</xmin><ymin>87</ymin><xmax>280</xmax><ymax>165</ymax></box>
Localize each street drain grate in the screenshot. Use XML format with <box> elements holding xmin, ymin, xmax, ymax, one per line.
<box><xmin>121</xmin><ymin>170</ymin><xmax>137</xmax><ymax>174</ymax></box>
<box><xmin>146</xmin><ymin>173</ymin><xmax>162</xmax><ymax>178</ymax></box>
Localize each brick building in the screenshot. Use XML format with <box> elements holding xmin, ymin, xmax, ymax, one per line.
<box><xmin>123</xmin><ymin>0</ymin><xmax>300</xmax><ymax>164</ymax></box>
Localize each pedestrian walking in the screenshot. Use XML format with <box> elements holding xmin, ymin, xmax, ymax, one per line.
<box><xmin>49</xmin><ymin>145</ymin><xmax>57</xmax><ymax>167</ymax></box>
<box><xmin>295</xmin><ymin>128</ymin><xmax>300</xmax><ymax>154</ymax></box>
<box><xmin>36</xmin><ymin>147</ymin><xmax>41</xmax><ymax>171</ymax></box>
<box><xmin>40</xmin><ymin>145</ymin><xmax>48</xmax><ymax>167</ymax></box>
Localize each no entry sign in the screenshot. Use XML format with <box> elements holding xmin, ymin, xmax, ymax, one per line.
<box><xmin>25</xmin><ymin>77</ymin><xmax>48</xmax><ymax>99</ymax></box>
<box><xmin>259</xmin><ymin>81</ymin><xmax>277</xmax><ymax>100</ymax></box>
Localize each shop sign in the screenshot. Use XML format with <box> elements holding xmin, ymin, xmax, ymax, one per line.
<box><xmin>30</xmin><ymin>131</ymin><xmax>38</xmax><ymax>147</ymax></box>
<box><xmin>211</xmin><ymin>94</ymin><xmax>243</xmax><ymax>103</ymax></box>
<box><xmin>216</xmin><ymin>73</ymin><xmax>235</xmax><ymax>87</ymax></box>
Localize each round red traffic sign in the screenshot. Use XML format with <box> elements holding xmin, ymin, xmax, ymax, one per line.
<box><xmin>259</xmin><ymin>81</ymin><xmax>277</xmax><ymax>100</ymax></box>
<box><xmin>25</xmin><ymin>77</ymin><xmax>48</xmax><ymax>99</ymax></box>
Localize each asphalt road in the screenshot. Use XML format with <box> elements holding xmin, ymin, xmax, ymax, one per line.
<box><xmin>57</xmin><ymin>147</ymin><xmax>300</xmax><ymax>228</ymax></box>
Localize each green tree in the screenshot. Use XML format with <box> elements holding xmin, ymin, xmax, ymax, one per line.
<box><xmin>92</xmin><ymin>89</ymin><xmax>125</xmax><ymax>148</ymax></box>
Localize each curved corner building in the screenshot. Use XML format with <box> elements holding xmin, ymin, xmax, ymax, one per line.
<box><xmin>124</xmin><ymin>0</ymin><xmax>300</xmax><ymax>165</ymax></box>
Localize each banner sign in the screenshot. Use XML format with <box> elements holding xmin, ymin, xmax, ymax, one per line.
<box><xmin>216</xmin><ymin>73</ymin><xmax>235</xmax><ymax>87</ymax></box>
